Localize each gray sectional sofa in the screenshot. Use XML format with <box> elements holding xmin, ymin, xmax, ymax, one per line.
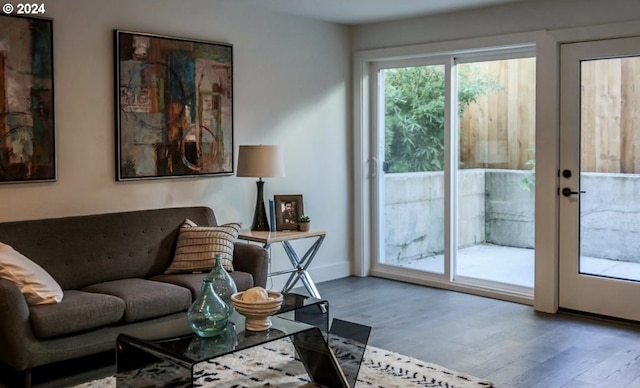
<box><xmin>0</xmin><ymin>206</ymin><xmax>268</xmax><ymax>386</ymax></box>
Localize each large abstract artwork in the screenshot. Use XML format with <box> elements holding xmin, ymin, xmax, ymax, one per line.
<box><xmin>115</xmin><ymin>31</ymin><xmax>233</xmax><ymax>180</ymax></box>
<box><xmin>0</xmin><ymin>16</ymin><xmax>55</xmax><ymax>183</ymax></box>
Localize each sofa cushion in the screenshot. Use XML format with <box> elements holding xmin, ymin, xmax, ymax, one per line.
<box><xmin>228</xmin><ymin>271</ymin><xmax>254</xmax><ymax>291</ymax></box>
<box><xmin>29</xmin><ymin>290</ymin><xmax>125</xmax><ymax>339</ymax></box>
<box><xmin>0</xmin><ymin>242</ymin><xmax>64</xmax><ymax>305</ymax></box>
<box><xmin>83</xmin><ymin>278</ymin><xmax>191</xmax><ymax>322</ymax></box>
<box><xmin>152</xmin><ymin>271</ymin><xmax>254</xmax><ymax>298</ymax></box>
<box><xmin>164</xmin><ymin>220</ymin><xmax>240</xmax><ymax>274</ymax></box>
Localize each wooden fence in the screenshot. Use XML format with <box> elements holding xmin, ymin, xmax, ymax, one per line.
<box><xmin>581</xmin><ymin>57</ymin><xmax>640</xmax><ymax>173</ymax></box>
<box><xmin>459</xmin><ymin>56</ymin><xmax>640</xmax><ymax>174</ymax></box>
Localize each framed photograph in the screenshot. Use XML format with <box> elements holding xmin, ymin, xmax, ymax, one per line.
<box><xmin>274</xmin><ymin>194</ymin><xmax>304</xmax><ymax>231</ymax></box>
<box><xmin>114</xmin><ymin>30</ymin><xmax>233</xmax><ymax>180</ymax></box>
<box><xmin>0</xmin><ymin>15</ymin><xmax>55</xmax><ymax>183</ymax></box>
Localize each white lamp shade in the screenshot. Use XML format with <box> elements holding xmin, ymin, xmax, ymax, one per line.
<box><xmin>236</xmin><ymin>145</ymin><xmax>285</xmax><ymax>178</ymax></box>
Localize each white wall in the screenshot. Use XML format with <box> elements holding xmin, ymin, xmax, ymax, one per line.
<box><xmin>0</xmin><ymin>0</ymin><xmax>351</xmax><ymax>289</ymax></box>
<box><xmin>352</xmin><ymin>0</ymin><xmax>640</xmax><ymax>50</ymax></box>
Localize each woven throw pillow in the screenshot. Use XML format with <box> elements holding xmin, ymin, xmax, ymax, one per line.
<box><xmin>165</xmin><ymin>219</ymin><xmax>240</xmax><ymax>274</ymax></box>
<box><xmin>0</xmin><ymin>242</ymin><xmax>64</xmax><ymax>305</ymax></box>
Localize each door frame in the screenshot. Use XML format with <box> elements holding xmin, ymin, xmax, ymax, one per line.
<box><xmin>535</xmin><ymin>20</ymin><xmax>640</xmax><ymax>314</ymax></box>
<box><xmin>369</xmin><ymin>57</ymin><xmax>453</xmax><ymax>284</ymax></box>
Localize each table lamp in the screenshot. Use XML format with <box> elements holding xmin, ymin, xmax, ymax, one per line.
<box><xmin>237</xmin><ymin>145</ymin><xmax>285</xmax><ymax>231</ymax></box>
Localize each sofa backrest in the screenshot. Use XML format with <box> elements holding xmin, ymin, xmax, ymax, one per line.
<box><xmin>0</xmin><ymin>206</ymin><xmax>217</xmax><ymax>290</ymax></box>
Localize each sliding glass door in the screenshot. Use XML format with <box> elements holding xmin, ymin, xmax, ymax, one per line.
<box><xmin>372</xmin><ymin>48</ymin><xmax>536</xmax><ymax>298</ymax></box>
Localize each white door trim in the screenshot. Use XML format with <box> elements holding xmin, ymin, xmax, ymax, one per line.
<box><xmin>534</xmin><ymin>20</ymin><xmax>640</xmax><ymax>314</ymax></box>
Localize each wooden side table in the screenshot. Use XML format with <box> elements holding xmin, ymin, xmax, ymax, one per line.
<box><xmin>237</xmin><ymin>230</ymin><xmax>327</xmax><ymax>299</ymax></box>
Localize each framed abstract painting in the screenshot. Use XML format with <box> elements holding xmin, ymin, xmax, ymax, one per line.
<box><xmin>114</xmin><ymin>30</ymin><xmax>233</xmax><ymax>180</ymax></box>
<box><xmin>0</xmin><ymin>15</ymin><xmax>55</xmax><ymax>183</ymax></box>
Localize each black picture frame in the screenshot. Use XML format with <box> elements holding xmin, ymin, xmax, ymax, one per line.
<box><xmin>0</xmin><ymin>15</ymin><xmax>55</xmax><ymax>183</ymax></box>
<box><xmin>114</xmin><ymin>30</ymin><xmax>233</xmax><ymax>180</ymax></box>
<box><xmin>274</xmin><ymin>194</ymin><xmax>304</xmax><ymax>231</ymax></box>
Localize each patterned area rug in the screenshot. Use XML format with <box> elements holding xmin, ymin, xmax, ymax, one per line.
<box><xmin>75</xmin><ymin>338</ymin><xmax>493</xmax><ymax>388</ymax></box>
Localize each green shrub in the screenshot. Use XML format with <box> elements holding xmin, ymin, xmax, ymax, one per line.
<box><xmin>384</xmin><ymin>65</ymin><xmax>501</xmax><ymax>173</ymax></box>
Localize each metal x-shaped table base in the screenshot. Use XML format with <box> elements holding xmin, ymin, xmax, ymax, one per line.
<box><xmin>266</xmin><ymin>234</ymin><xmax>326</xmax><ymax>299</ymax></box>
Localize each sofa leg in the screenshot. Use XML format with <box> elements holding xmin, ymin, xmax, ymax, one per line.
<box><xmin>21</xmin><ymin>368</ymin><xmax>32</xmax><ymax>388</ymax></box>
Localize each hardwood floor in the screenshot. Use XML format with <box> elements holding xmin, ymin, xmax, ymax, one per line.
<box><xmin>3</xmin><ymin>276</ymin><xmax>640</xmax><ymax>387</ymax></box>
<box><xmin>319</xmin><ymin>276</ymin><xmax>640</xmax><ymax>388</ymax></box>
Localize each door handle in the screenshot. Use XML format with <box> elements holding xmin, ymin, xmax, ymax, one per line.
<box><xmin>562</xmin><ymin>187</ymin><xmax>586</xmax><ymax>197</ymax></box>
<box><xmin>371</xmin><ymin>157</ymin><xmax>377</xmax><ymax>178</ymax></box>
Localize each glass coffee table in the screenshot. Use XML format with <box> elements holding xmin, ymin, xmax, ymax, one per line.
<box><xmin>117</xmin><ymin>313</ymin><xmax>347</xmax><ymax>387</ymax></box>
<box><xmin>116</xmin><ymin>294</ymin><xmax>368</xmax><ymax>387</ymax></box>
<box><xmin>278</xmin><ymin>293</ymin><xmax>330</xmax><ymax>333</ymax></box>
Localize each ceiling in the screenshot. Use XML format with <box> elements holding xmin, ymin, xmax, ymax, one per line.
<box><xmin>227</xmin><ymin>0</ymin><xmax>529</xmax><ymax>25</ymax></box>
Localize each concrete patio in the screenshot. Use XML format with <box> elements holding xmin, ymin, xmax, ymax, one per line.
<box><xmin>395</xmin><ymin>244</ymin><xmax>640</xmax><ymax>289</ymax></box>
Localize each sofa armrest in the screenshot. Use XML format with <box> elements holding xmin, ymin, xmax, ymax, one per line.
<box><xmin>233</xmin><ymin>243</ymin><xmax>269</xmax><ymax>288</ymax></box>
<box><xmin>0</xmin><ymin>278</ymin><xmax>37</xmax><ymax>371</ymax></box>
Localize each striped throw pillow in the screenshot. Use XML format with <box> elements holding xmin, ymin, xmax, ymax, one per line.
<box><xmin>165</xmin><ymin>219</ymin><xmax>240</xmax><ymax>274</ymax></box>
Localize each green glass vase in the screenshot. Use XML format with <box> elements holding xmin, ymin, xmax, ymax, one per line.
<box><xmin>187</xmin><ymin>274</ymin><xmax>230</xmax><ymax>337</ymax></box>
<box><xmin>207</xmin><ymin>253</ymin><xmax>238</xmax><ymax>313</ymax></box>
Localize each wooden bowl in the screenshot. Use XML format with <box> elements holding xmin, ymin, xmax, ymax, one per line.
<box><xmin>231</xmin><ymin>290</ymin><xmax>283</xmax><ymax>331</ymax></box>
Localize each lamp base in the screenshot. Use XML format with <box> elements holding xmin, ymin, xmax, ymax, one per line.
<box><xmin>251</xmin><ymin>180</ymin><xmax>270</xmax><ymax>231</ymax></box>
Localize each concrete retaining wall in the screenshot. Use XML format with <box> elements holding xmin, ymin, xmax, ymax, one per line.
<box><xmin>580</xmin><ymin>173</ymin><xmax>640</xmax><ymax>261</ymax></box>
<box><xmin>384</xmin><ymin>170</ymin><xmax>639</xmax><ymax>263</ymax></box>
<box><xmin>384</xmin><ymin>172</ymin><xmax>445</xmax><ymax>263</ymax></box>
<box><xmin>484</xmin><ymin>170</ymin><xmax>535</xmax><ymax>249</ymax></box>
<box><xmin>384</xmin><ymin>169</ymin><xmax>487</xmax><ymax>263</ymax></box>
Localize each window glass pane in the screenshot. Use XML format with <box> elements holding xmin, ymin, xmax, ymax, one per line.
<box><xmin>579</xmin><ymin>56</ymin><xmax>640</xmax><ymax>282</ymax></box>
<box><xmin>456</xmin><ymin>57</ymin><xmax>536</xmax><ymax>288</ymax></box>
<box><xmin>381</xmin><ymin>65</ymin><xmax>445</xmax><ymax>274</ymax></box>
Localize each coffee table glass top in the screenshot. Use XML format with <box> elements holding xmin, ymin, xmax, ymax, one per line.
<box><xmin>119</xmin><ymin>312</ymin><xmax>314</xmax><ymax>363</ymax></box>
<box><xmin>279</xmin><ymin>293</ymin><xmax>326</xmax><ymax>314</ymax></box>
<box><xmin>277</xmin><ymin>293</ymin><xmax>329</xmax><ymax>332</ymax></box>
